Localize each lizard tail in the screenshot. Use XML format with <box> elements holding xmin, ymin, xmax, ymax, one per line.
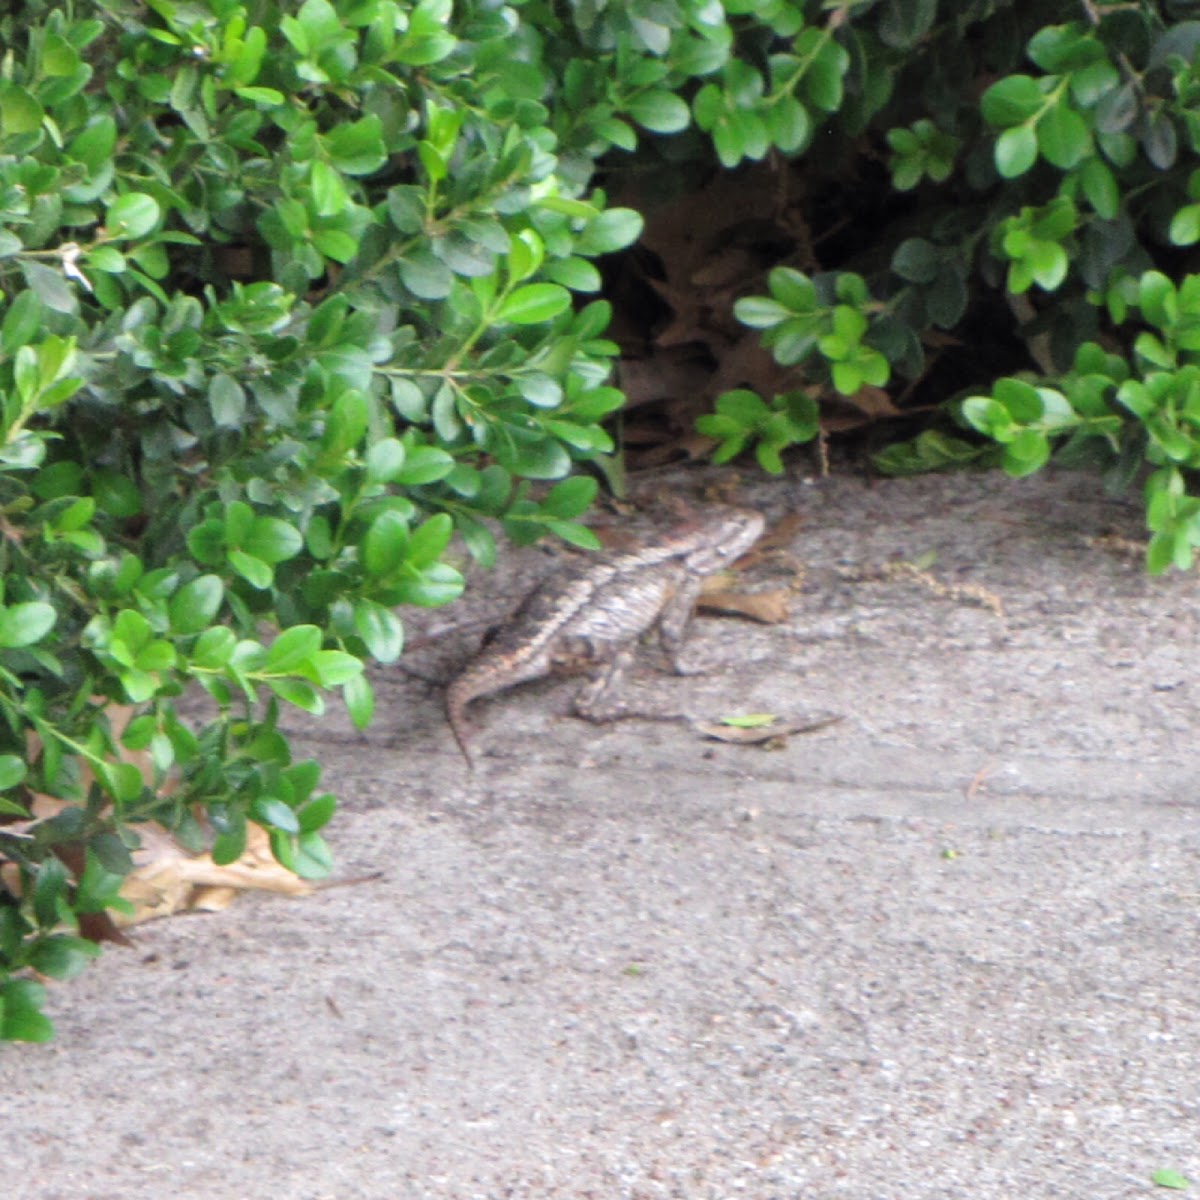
<box><xmin>445</xmin><ymin>681</ymin><xmax>478</xmax><ymax>771</ymax></box>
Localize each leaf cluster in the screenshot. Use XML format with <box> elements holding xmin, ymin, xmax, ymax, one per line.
<box><xmin>669</xmin><ymin>3</ymin><xmax>1200</xmax><ymax>583</ymax></box>
<box><xmin>0</xmin><ymin>0</ymin><xmax>661</xmax><ymax>1039</ymax></box>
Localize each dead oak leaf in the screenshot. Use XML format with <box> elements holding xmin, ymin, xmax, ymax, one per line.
<box><xmin>697</xmin><ymin>586</ymin><xmax>790</xmax><ymax>624</ymax></box>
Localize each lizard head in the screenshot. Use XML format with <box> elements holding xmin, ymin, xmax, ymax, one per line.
<box><xmin>684</xmin><ymin>508</ymin><xmax>766</xmax><ymax>575</ymax></box>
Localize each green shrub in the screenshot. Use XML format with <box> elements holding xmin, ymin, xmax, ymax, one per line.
<box><xmin>684</xmin><ymin>4</ymin><xmax>1200</xmax><ymax>574</ymax></box>
<box><xmin>0</xmin><ymin>0</ymin><xmax>645</xmax><ymax>1040</ymax></box>
<box><xmin>5</xmin><ymin>0</ymin><xmax>1200</xmax><ymax>1039</ymax></box>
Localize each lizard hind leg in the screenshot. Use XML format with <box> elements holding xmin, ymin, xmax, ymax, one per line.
<box><xmin>571</xmin><ymin>646</ymin><xmax>637</xmax><ymax>721</ymax></box>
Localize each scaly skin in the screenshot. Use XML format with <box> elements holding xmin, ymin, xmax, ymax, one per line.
<box><xmin>446</xmin><ymin>506</ymin><xmax>765</xmax><ymax>768</ymax></box>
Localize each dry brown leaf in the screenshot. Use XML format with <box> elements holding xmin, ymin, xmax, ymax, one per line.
<box><xmin>116</xmin><ymin>820</ymin><xmax>315</xmax><ymax>928</ymax></box>
<box><xmin>616</xmin><ymin>348</ymin><xmax>715</xmax><ymax>410</ymax></box>
<box><xmin>705</xmin><ymin>331</ymin><xmax>808</xmax><ymax>408</ymax></box>
<box><xmin>697</xmin><ymin>587</ymin><xmax>790</xmax><ymax>624</ymax></box>
<box><xmin>841</xmin><ymin>384</ymin><xmax>903</xmax><ymax>419</ymax></box>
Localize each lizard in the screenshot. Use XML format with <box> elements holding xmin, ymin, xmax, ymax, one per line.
<box><xmin>445</xmin><ymin>505</ymin><xmax>766</xmax><ymax>769</ymax></box>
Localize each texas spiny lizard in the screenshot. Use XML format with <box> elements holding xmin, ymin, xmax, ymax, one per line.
<box><xmin>446</xmin><ymin>506</ymin><xmax>765</xmax><ymax>768</ymax></box>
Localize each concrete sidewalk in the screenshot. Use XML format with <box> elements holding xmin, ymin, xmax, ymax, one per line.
<box><xmin>4</xmin><ymin>468</ymin><xmax>1199</xmax><ymax>1199</ymax></box>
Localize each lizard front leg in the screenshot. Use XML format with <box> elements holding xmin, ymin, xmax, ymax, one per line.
<box><xmin>658</xmin><ymin>573</ymin><xmax>705</xmax><ymax>674</ymax></box>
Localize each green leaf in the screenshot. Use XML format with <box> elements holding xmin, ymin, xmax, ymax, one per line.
<box><xmin>30</xmin><ymin>858</ymin><xmax>68</xmax><ymax>929</ymax></box>
<box><xmin>890</xmin><ymin>154</ymin><xmax>921</xmax><ymax>190</ymax></box>
<box><xmin>29</xmin><ymin>935</ymin><xmax>101</xmax><ymax>981</ymax></box>
<box><xmin>87</xmin><ymin>246</ymin><xmax>125</xmax><ymax>274</ymax></box>
<box><xmin>169</xmin><ymin>575</ymin><xmax>223</xmax><ymax>634</ymax></box>
<box><xmin>0</xmin><ymin>754</ymin><xmax>26</xmax><ymax>790</ymax></box>
<box><xmin>0</xmin><ymin>980</ymin><xmax>54</xmax><ymax>1043</ymax></box>
<box><xmin>243</xmin><ymin>517</ymin><xmax>303</xmax><ymax>564</ymax></box>
<box><xmin>495</xmin><ymin>283</ymin><xmax>572</xmax><ymax>324</ymax></box>
<box><xmin>1171</xmin><ymin>204</ymin><xmax>1200</xmax><ymax>247</ymax></box>
<box><xmin>981</xmin><ymin>75</ymin><xmax>1046</xmax><ymax>127</ymax></box>
<box><xmin>192</xmin><ymin>626</ymin><xmax>237</xmax><ymax>669</ymax></box>
<box><xmin>343</xmin><ymin>672</ymin><xmax>375</xmax><ymax>729</ymax></box>
<box><xmin>228</xmin><ymin>548</ymin><xmax>273</xmax><ymax>589</ymax></box>
<box><xmin>267</xmin><ymin>676</ymin><xmax>324</xmax><ymax>713</ymax></box>
<box><xmin>96</xmin><ymin>760</ymin><xmax>145</xmax><ymax>804</ymax></box>
<box><xmin>290</xmin><ymin>829</ymin><xmax>335</xmax><ymax>878</ymax></box>
<box><xmin>92</xmin><ymin>470</ymin><xmax>142</xmax><ymax>518</ymax></box>
<box><xmin>234</xmin><ymin>86</ymin><xmax>284</xmax><ymax>105</ymax></box>
<box><xmin>892</xmin><ymin>238</ymin><xmax>939</xmax><ymax>284</ymax></box>
<box><xmin>764</xmin><ymin>94</ymin><xmax>810</xmax><ymax>153</ymax></box>
<box><xmin>961</xmin><ymin>396</ymin><xmax>1013</xmax><ymax>438</ymax></box>
<box><xmin>211</xmin><ymin>814</ymin><xmax>247</xmax><ymax>865</ymax></box>
<box><xmin>1142</xmin><ymin>110</ymin><xmax>1178</xmax><ymax>170</ymax></box>
<box><xmin>0</xmin><ymin>602</ymin><xmax>56</xmax><ymax>648</ymax></box>
<box><xmin>1003</xmin><ymin>429</ymin><xmax>1051</xmax><ymax>475</ymax></box>
<box><xmin>542</xmin><ymin>518</ymin><xmax>601</xmax><ymax>549</ymax></box>
<box><xmin>0</xmin><ymin>84</ymin><xmax>44</xmax><ymax>136</ymax></box>
<box><xmin>252</xmin><ymin>797</ymin><xmax>301</xmax><ymax>834</ymax></box>
<box><xmin>626</xmin><ymin>90</ymin><xmax>691</xmax><ymax>133</ymax></box>
<box><xmin>497</xmin><ymin>434</ymin><xmax>571</xmax><ymax>479</ymax></box>
<box><xmin>296</xmin><ymin>0</ymin><xmax>341</xmax><ymax>44</ymax></box>
<box><xmin>297</xmin><ymin>791</ymin><xmax>337</xmax><ymax>833</ymax></box>
<box><xmin>1037</xmin><ymin>103</ymin><xmax>1091</xmax><ymax>169</ymax></box>
<box><xmin>310</xmin><ymin>160</ymin><xmax>349</xmax><ymax>217</ymax></box>
<box><xmin>365</xmin><ymin>437</ymin><xmax>406</xmax><ymax>483</ymax></box>
<box><xmin>21</xmin><ymin>262</ymin><xmax>77</xmax><ymax>314</ymax></box>
<box><xmin>804</xmin><ymin>41</ymin><xmax>847</xmax><ymax>112</ymax></box>
<box><xmin>209</xmin><ymin>374</ymin><xmax>247</xmax><ymax>428</ymax></box>
<box><xmin>830</xmin><ymin>361</ymin><xmax>863</xmax><ymax>395</ymax></box>
<box><xmin>321</xmin><ymin>388</ymin><xmax>369</xmax><ymax>456</ymax></box>
<box><xmin>516</xmin><ymin>374</ymin><xmax>563</xmax><ymax>408</ymax></box>
<box><xmin>395</xmin><ymin>444</ymin><xmax>454</xmax><ymax>485</ymax></box>
<box><xmin>353</xmin><ymin>599</ymin><xmax>404</xmax><ymax>662</ymax></box>
<box><xmin>323</xmin><ymin>115</ymin><xmax>386</xmax><ymax>175</ymax></box>
<box><xmin>399</xmin><ymin>249</ymin><xmax>453</xmax><ymax>298</ymax></box>
<box><xmin>544</xmin><ymin>257</ymin><xmax>601</xmax><ymax>292</ymax></box>
<box><xmin>1080</xmin><ymin>158</ymin><xmax>1119</xmax><ymax>220</ymax></box>
<box><xmin>1151</xmin><ymin>1169</ymin><xmax>1191</xmax><ymax>1191</ymax></box>
<box><xmin>135</xmin><ymin>639</ymin><xmax>176</xmax><ymax>671</ymax></box>
<box><xmin>768</xmin><ymin>268</ymin><xmax>817</xmax><ymax>311</ymax></box>
<box><xmin>878</xmin><ymin>0</ymin><xmax>937</xmax><ymax>48</ymax></box>
<box><xmin>388</xmin><ymin>561</ymin><xmax>464</xmax><ymax>606</ymax></box>
<box><xmin>363</xmin><ymin>510</ymin><xmax>409</xmax><ymax>577</ymax></box>
<box><xmin>995</xmin><ymin>125</ymin><xmax>1038</xmax><ymax>178</ymax></box>
<box><xmin>1095</xmin><ymin>82</ymin><xmax>1138</xmax><ymax>134</ymax></box>
<box><xmin>735</xmin><ymin>297</ymin><xmax>792</xmax><ymax>327</ymax></box>
<box><xmin>542</xmin><ymin>475</ymin><xmax>597</xmax><ymax>519</ymax></box>
<box><xmin>105</xmin><ymin>193</ymin><xmax>161</xmax><ymax>239</ymax></box>
<box><xmin>308</xmin><ymin>650</ymin><xmax>363</xmax><ymax>687</ymax></box>
<box><xmin>406</xmin><ymin>513</ymin><xmax>453</xmax><ymax>568</ymax></box>
<box><xmin>575</xmin><ymin>208</ymin><xmax>644</xmax><ymax>256</ymax></box>
<box><xmin>265</xmin><ymin>624</ymin><xmax>322</xmax><ymax>672</ymax></box>
<box><xmin>1138</xmin><ymin>272</ymin><xmax>1177</xmax><ymax>329</ymax></box>
<box><xmin>1026</xmin><ymin>241</ymin><xmax>1069</xmax><ymax>290</ymax></box>
<box><xmin>712</xmin><ymin>388</ymin><xmax>770</xmax><ymax>425</ymax></box>
<box><xmin>2</xmin><ymin>291</ymin><xmax>45</xmax><ymax>355</ymax></box>
<box><xmin>994</xmin><ymin>377</ymin><xmax>1045</xmax><ymax>422</ymax></box>
<box><xmin>68</xmin><ymin>115</ymin><xmax>116</xmax><ymax>168</ymax></box>
<box><xmin>720</xmin><ymin>712</ymin><xmax>779</xmax><ymax>728</ymax></box>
